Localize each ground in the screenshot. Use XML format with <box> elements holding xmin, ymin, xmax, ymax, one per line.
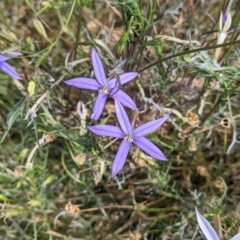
<box><xmin>0</xmin><ymin>0</ymin><xmax>240</xmax><ymax>239</ymax></box>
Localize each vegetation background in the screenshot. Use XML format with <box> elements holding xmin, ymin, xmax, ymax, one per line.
<box><xmin>0</xmin><ymin>0</ymin><xmax>240</xmax><ymax>239</ymax></box>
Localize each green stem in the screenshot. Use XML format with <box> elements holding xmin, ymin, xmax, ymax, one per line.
<box><xmin>139</xmin><ymin>40</ymin><xmax>240</xmax><ymax>73</ymax></box>
<box><xmin>61</xmin><ymin>151</ymin><xmax>86</xmax><ymax>186</ymax></box>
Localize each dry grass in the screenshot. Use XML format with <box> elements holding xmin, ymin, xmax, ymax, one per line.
<box><xmin>0</xmin><ymin>0</ymin><xmax>240</xmax><ymax>239</ymax></box>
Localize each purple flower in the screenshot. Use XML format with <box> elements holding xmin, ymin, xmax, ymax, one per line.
<box><xmin>195</xmin><ymin>207</ymin><xmax>240</xmax><ymax>240</ymax></box>
<box><xmin>222</xmin><ymin>12</ymin><xmax>240</xmax><ymax>33</ymax></box>
<box><xmin>227</xmin><ymin>26</ymin><xmax>240</xmax><ymax>33</ymax></box>
<box><xmin>88</xmin><ymin>100</ymin><xmax>168</xmax><ymax>176</ymax></box>
<box><xmin>222</xmin><ymin>12</ymin><xmax>228</xmax><ymax>23</ymax></box>
<box><xmin>0</xmin><ymin>51</ymin><xmax>22</xmax><ymax>79</ymax></box>
<box><xmin>64</xmin><ymin>48</ymin><xmax>138</xmax><ymax>120</ymax></box>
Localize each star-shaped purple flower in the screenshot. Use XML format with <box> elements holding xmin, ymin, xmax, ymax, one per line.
<box><xmin>88</xmin><ymin>100</ymin><xmax>169</xmax><ymax>176</ymax></box>
<box><xmin>0</xmin><ymin>51</ymin><xmax>22</xmax><ymax>80</ymax></box>
<box><xmin>195</xmin><ymin>207</ymin><xmax>240</xmax><ymax>240</ymax></box>
<box><xmin>64</xmin><ymin>48</ymin><xmax>138</xmax><ymax>120</ymax></box>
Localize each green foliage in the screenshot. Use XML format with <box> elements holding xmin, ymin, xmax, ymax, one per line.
<box><xmin>1</xmin><ymin>0</ymin><xmax>240</xmax><ymax>239</ymax></box>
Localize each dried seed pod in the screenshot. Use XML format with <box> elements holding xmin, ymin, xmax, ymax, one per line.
<box><xmin>197</xmin><ymin>165</ymin><xmax>211</xmax><ymax>179</ymax></box>
<box><xmin>65</xmin><ymin>201</ymin><xmax>80</xmax><ymax>218</ymax></box>
<box><xmin>178</xmin><ymin>132</ymin><xmax>188</xmax><ymax>141</ymax></box>
<box><xmin>220</xmin><ymin>118</ymin><xmax>231</xmax><ymax>128</ymax></box>
<box><xmin>187</xmin><ymin>112</ymin><xmax>200</xmax><ymax>126</ymax></box>
<box><xmin>189</xmin><ymin>138</ymin><xmax>197</xmax><ymax>152</ymax></box>
<box><xmin>32</xmin><ymin>18</ymin><xmax>50</xmax><ymax>42</ymax></box>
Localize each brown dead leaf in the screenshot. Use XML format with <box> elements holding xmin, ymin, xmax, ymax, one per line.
<box><xmin>14</xmin><ymin>166</ymin><xmax>25</xmax><ymax>178</ymax></box>
<box><xmin>105</xmin><ymin>102</ymin><xmax>115</xmax><ymax>116</ymax></box>
<box><xmin>87</xmin><ymin>20</ymin><xmax>100</xmax><ymax>35</ymax></box>
<box><xmin>45</xmin><ymin>229</ymin><xmax>85</xmax><ymax>239</ymax></box>
<box><xmin>189</xmin><ymin>138</ymin><xmax>197</xmax><ymax>152</ymax></box>
<box><xmin>213</xmin><ymin>179</ymin><xmax>225</xmax><ymax>192</ymax></box>
<box><xmin>75</xmin><ymin>154</ymin><xmax>86</xmax><ymax>165</ymax></box>
<box><xmin>134</xmin><ymin>158</ymin><xmax>148</xmax><ymax>167</ymax></box>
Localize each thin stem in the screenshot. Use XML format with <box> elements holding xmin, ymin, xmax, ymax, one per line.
<box><xmin>226</xmin><ymin>94</ymin><xmax>240</xmax><ymax>154</ymax></box>
<box><xmin>139</xmin><ymin>40</ymin><xmax>240</xmax><ymax>73</ymax></box>
<box><xmin>103</xmin><ymin>138</ymin><xmax>119</xmax><ymax>150</ymax></box>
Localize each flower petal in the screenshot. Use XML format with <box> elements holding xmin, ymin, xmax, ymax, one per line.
<box><xmin>91</xmin><ymin>48</ymin><xmax>107</xmax><ymax>86</ymax></box>
<box><xmin>0</xmin><ymin>54</ymin><xmax>12</xmax><ymax>62</ymax></box>
<box><xmin>91</xmin><ymin>92</ymin><xmax>107</xmax><ymax>120</ymax></box>
<box><xmin>88</xmin><ymin>125</ymin><xmax>124</xmax><ymax>138</ymax></box>
<box><xmin>230</xmin><ymin>233</ymin><xmax>240</xmax><ymax>240</ymax></box>
<box><xmin>111</xmin><ymin>89</ymin><xmax>137</xmax><ymax>110</ymax></box>
<box><xmin>222</xmin><ymin>12</ymin><xmax>228</xmax><ymax>23</ymax></box>
<box><xmin>0</xmin><ymin>62</ymin><xmax>22</xmax><ymax>79</ymax></box>
<box><xmin>115</xmin><ymin>99</ymin><xmax>132</xmax><ymax>134</ymax></box>
<box><xmin>108</xmin><ymin>72</ymin><xmax>138</xmax><ymax>89</ymax></box>
<box><xmin>4</xmin><ymin>51</ymin><xmax>22</xmax><ymax>57</ymax></box>
<box><xmin>133</xmin><ymin>137</ymin><xmax>168</xmax><ymax>161</ymax></box>
<box><xmin>64</xmin><ymin>77</ymin><xmax>100</xmax><ymax>90</ymax></box>
<box><xmin>195</xmin><ymin>207</ymin><xmax>219</xmax><ymax>240</ymax></box>
<box><xmin>133</xmin><ymin>115</ymin><xmax>169</xmax><ymax>137</ymax></box>
<box><xmin>112</xmin><ymin>139</ymin><xmax>131</xmax><ymax>177</ymax></box>
<box><xmin>227</xmin><ymin>26</ymin><xmax>240</xmax><ymax>33</ymax></box>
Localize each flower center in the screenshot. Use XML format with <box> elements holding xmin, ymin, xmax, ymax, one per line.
<box><xmin>99</xmin><ymin>85</ymin><xmax>109</xmax><ymax>94</ymax></box>
<box><xmin>124</xmin><ymin>134</ymin><xmax>133</xmax><ymax>142</ymax></box>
